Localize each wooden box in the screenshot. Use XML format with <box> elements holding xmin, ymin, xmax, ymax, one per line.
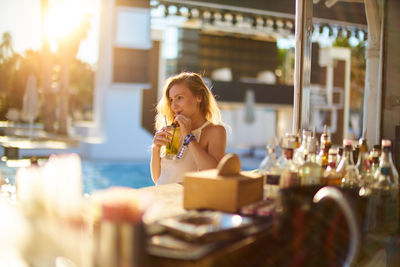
<box><xmin>183</xmin><ymin>154</ymin><xmax>263</xmax><ymax>213</ymax></box>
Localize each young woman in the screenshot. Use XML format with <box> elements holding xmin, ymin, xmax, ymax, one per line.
<box><xmin>151</xmin><ymin>72</ymin><xmax>227</xmax><ymax>185</ymax></box>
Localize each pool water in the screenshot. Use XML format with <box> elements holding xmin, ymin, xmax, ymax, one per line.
<box><xmin>0</xmin><ymin>157</ymin><xmax>259</xmax><ymax>195</ymax></box>
<box><xmin>82</xmin><ymin>161</ymin><xmax>154</xmax><ymax>194</ymax></box>
<box><xmin>0</xmin><ymin>160</ymin><xmax>155</xmax><ymax>195</ymax></box>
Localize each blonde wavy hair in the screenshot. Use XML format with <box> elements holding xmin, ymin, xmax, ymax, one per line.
<box><xmin>155</xmin><ymin>72</ymin><xmax>224</xmax><ymax>131</ymax></box>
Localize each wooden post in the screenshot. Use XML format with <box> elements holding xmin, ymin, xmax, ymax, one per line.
<box><xmin>41</xmin><ymin>0</ymin><xmax>55</xmax><ymax>133</ymax></box>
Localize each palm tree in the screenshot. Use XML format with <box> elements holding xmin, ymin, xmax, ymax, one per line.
<box><xmin>0</xmin><ymin>32</ymin><xmax>14</xmax><ymax>62</ymax></box>
<box><xmin>41</xmin><ymin>0</ymin><xmax>55</xmax><ymax>132</ymax></box>
<box><xmin>40</xmin><ymin>0</ymin><xmax>91</xmax><ymax>135</ymax></box>
<box><xmin>57</xmin><ymin>14</ymin><xmax>91</xmax><ymax>135</ymax></box>
<box><xmin>0</xmin><ymin>32</ymin><xmax>18</xmax><ymax>114</ymax></box>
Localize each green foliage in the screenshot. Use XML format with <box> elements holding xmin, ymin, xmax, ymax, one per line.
<box><xmin>277</xmin><ymin>48</ymin><xmax>288</xmax><ymax>65</ymax></box>
<box><xmin>332</xmin><ymin>36</ymin><xmax>367</xmax><ymax>111</ymax></box>
<box><xmin>0</xmin><ymin>32</ymin><xmax>13</xmax><ymax>62</ymax></box>
<box><xmin>332</xmin><ymin>36</ymin><xmax>351</xmax><ymax>48</ymax></box>
<box><xmin>277</xmin><ymin>48</ymin><xmax>294</xmax><ymax>84</ymax></box>
<box><xmin>352</xmin><ymin>41</ymin><xmax>366</xmax><ymax>70</ymax></box>
<box><xmin>12</xmin><ymin>50</ymin><xmax>43</xmax><ymax>109</ymax></box>
<box><xmin>0</xmin><ymin>31</ymin><xmax>95</xmax><ymax>121</ymax></box>
<box><xmin>69</xmin><ymin>59</ymin><xmax>94</xmax><ymax>112</ymax></box>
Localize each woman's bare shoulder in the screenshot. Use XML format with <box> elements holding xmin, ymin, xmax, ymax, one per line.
<box><xmin>203</xmin><ymin>124</ymin><xmax>226</xmax><ymax>138</ymax></box>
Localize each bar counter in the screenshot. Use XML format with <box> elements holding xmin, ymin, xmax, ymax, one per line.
<box><xmin>138</xmin><ymin>183</ymin><xmax>282</xmax><ymax>267</ymax></box>
<box><xmin>138</xmin><ymin>184</ymin><xmax>399</xmax><ymax>266</ymax></box>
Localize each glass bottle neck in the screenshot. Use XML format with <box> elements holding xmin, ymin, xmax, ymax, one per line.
<box><xmin>381</xmin><ymin>148</ymin><xmax>391</xmax><ymax>165</ymax></box>
<box><xmin>299</xmin><ymin>139</ymin><xmax>307</xmax><ymax>151</ymax></box>
<box><xmin>266</xmin><ymin>148</ymin><xmax>276</xmax><ymax>160</ymax></box>
<box><xmin>342</xmin><ymin>147</ymin><xmax>354</xmax><ymax>165</ymax></box>
<box><xmin>357</xmin><ymin>150</ymin><xmax>370</xmax><ymax>168</ymax></box>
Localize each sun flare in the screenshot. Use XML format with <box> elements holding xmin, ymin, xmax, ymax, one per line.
<box><xmin>44</xmin><ymin>0</ymin><xmax>89</xmax><ymax>42</ymax></box>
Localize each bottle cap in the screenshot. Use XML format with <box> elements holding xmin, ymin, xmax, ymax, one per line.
<box><xmin>343</xmin><ymin>139</ymin><xmax>353</xmax><ymax>147</ymax></box>
<box><xmin>382</xmin><ymin>139</ymin><xmax>391</xmax><ymax>147</ymax></box>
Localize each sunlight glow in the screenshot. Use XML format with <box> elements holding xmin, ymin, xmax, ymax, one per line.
<box><xmin>44</xmin><ymin>0</ymin><xmax>89</xmax><ymax>43</ymax></box>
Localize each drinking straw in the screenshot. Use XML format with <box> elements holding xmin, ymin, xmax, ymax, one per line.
<box><xmin>170</xmin><ymin>125</ymin><xmax>176</xmax><ymax>151</ymax></box>
<box><xmin>164</xmin><ymin>115</ymin><xmax>176</xmax><ymax>150</ymax></box>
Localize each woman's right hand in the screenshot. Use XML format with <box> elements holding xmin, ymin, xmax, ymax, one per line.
<box><xmin>153</xmin><ymin>127</ymin><xmax>172</xmax><ymax>150</ymax></box>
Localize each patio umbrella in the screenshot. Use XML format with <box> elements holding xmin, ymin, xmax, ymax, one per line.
<box><xmin>21</xmin><ymin>74</ymin><xmax>40</xmax><ymax>139</ymax></box>
<box><xmin>244</xmin><ymin>89</ymin><xmax>256</xmax><ymax>124</ymax></box>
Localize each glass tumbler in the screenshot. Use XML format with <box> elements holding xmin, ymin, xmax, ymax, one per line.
<box><xmin>165</xmin><ymin>124</ymin><xmax>180</xmax><ymax>160</ymax></box>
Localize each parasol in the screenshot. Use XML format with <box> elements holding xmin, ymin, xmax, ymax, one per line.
<box><xmin>21</xmin><ymin>74</ymin><xmax>40</xmax><ymax>139</ymax></box>
<box><xmin>244</xmin><ymin>89</ymin><xmax>256</xmax><ymax>124</ymax></box>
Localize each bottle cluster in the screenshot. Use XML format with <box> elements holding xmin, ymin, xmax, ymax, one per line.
<box><xmin>259</xmin><ymin>128</ymin><xmax>399</xmax><ymax>234</ymax></box>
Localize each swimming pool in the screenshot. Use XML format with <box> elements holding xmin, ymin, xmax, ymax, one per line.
<box><xmin>0</xmin><ymin>157</ymin><xmax>260</xmax><ymax>195</ymax></box>
<box><xmin>0</xmin><ymin>160</ymin><xmax>155</xmax><ymax>195</ymax></box>
<box><xmin>82</xmin><ymin>161</ymin><xmax>154</xmax><ymax>193</ymax></box>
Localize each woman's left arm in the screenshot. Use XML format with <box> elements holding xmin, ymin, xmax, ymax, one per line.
<box><xmin>188</xmin><ymin>125</ymin><xmax>226</xmax><ymax>170</ymax></box>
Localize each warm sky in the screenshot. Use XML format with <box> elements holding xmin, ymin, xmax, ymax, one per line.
<box><xmin>0</xmin><ymin>0</ymin><xmax>100</xmax><ymax>65</ymax></box>
<box><xmin>0</xmin><ymin>0</ymin><xmax>361</xmax><ymax>66</ymax></box>
<box><xmin>0</xmin><ymin>0</ymin><xmax>42</xmax><ymax>52</ymax></box>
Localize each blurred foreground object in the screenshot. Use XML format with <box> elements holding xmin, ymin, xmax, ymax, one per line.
<box><xmin>15</xmin><ymin>153</ymin><xmax>90</xmax><ymax>267</ymax></box>
<box><xmin>11</xmin><ymin>154</ymin><xmax>149</xmax><ymax>267</ymax></box>
<box><xmin>91</xmin><ymin>187</ymin><xmax>148</xmax><ymax>267</ymax></box>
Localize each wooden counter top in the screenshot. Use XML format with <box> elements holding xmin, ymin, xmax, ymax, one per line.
<box><xmin>138</xmin><ymin>183</ymin><xmax>186</xmax><ymax>223</ymax></box>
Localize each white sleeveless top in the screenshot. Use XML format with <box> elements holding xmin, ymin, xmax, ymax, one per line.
<box><xmin>156</xmin><ymin>121</ymin><xmax>211</xmax><ymax>185</ymax></box>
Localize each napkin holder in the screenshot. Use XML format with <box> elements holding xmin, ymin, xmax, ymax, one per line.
<box><xmin>183</xmin><ymin>154</ymin><xmax>263</xmax><ymax>213</ymax></box>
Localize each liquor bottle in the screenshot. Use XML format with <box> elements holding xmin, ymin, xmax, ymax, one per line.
<box><xmin>299</xmin><ymin>134</ymin><xmax>323</xmax><ymax>185</ymax></box>
<box><xmin>322</xmin><ymin>148</ymin><xmax>342</xmax><ymax>186</ymax></box>
<box><xmin>336</xmin><ymin>147</ymin><xmax>344</xmax><ymax>167</ymax></box>
<box><xmin>353</xmin><ymin>145</ymin><xmax>360</xmax><ymax>167</ymax></box>
<box><xmin>375</xmin><ymin>140</ymin><xmax>399</xmax><ymax>185</ymax></box>
<box><xmin>337</xmin><ymin>139</ymin><xmax>360</xmax><ymax>187</ymax></box>
<box><xmin>280</xmin><ymin>135</ymin><xmax>300</xmax><ymax>188</ymax></box>
<box><xmin>294</xmin><ymin>130</ymin><xmax>312</xmax><ymax>166</ymax></box>
<box><xmin>370</xmin><ymin>140</ymin><xmax>399</xmax><ymax>234</ymax></box>
<box><xmin>294</xmin><ymin>131</ymin><xmax>301</xmax><ymax>150</ymax></box>
<box><xmin>277</xmin><ymin>135</ymin><xmax>289</xmax><ymax>168</ymax></box>
<box><xmin>370</xmin><ymin>145</ymin><xmax>381</xmax><ymax>177</ymax></box>
<box><xmin>373</xmin><ymin>166</ymin><xmax>399</xmax><ymax>234</ymax></box>
<box><xmin>259</xmin><ymin>145</ymin><xmax>277</xmax><ymax>175</ymax></box>
<box><xmin>259</xmin><ymin>145</ymin><xmax>281</xmax><ymax>199</ymax></box>
<box><xmin>356</xmin><ymin>137</ymin><xmax>373</xmax><ymax>187</ymax></box>
<box><xmin>316</xmin><ymin>125</ymin><xmax>331</xmax><ymax>169</ymax></box>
